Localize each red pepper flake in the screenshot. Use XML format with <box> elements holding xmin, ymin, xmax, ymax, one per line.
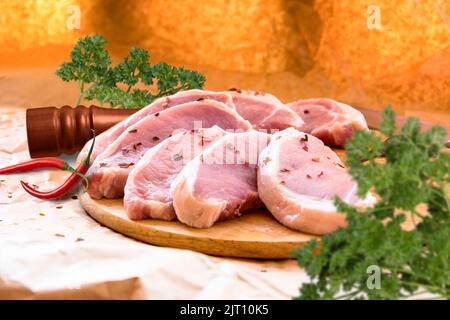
<box><xmin>128</xmin><ymin>129</ymin><xmax>137</xmax><ymax>133</ymax></box>
<box><xmin>121</xmin><ymin>148</ymin><xmax>129</xmax><ymax>155</ymax></box>
<box><xmin>280</xmin><ymin>180</ymin><xmax>286</xmax><ymax>185</ymax></box>
<box><xmin>99</xmin><ymin>162</ymin><xmax>108</xmax><ymax>168</ymax></box>
<box><xmin>280</xmin><ymin>168</ymin><xmax>290</xmax><ymax>172</ymax></box>
<box><xmin>303</xmin><ymin>109</ymin><xmax>310</xmax><ymax>114</ymax></box>
<box><xmin>196</xmin><ymin>98</ymin><xmax>205</xmax><ymax>101</ymax></box>
<box><xmin>71</xmin><ymin>195</ymin><xmax>78</xmax><ymax>200</ymax></box>
<box><xmin>152</xmin><ymin>136</ymin><xmax>160</xmax><ymax>142</ymax></box>
<box><xmin>311</xmin><ymin>157</ymin><xmax>320</xmax><ymax>162</ymax></box>
<box><xmin>55</xmin><ymin>204</ymin><xmax>63</xmax><ymax>209</ymax></box>
<box><xmin>306</xmin><ymin>174</ymin><xmax>312</xmax><ymax>179</ymax></box>
<box><xmin>318</xmin><ymin>171</ymin><xmax>324</xmax><ymax>178</ymax></box>
<box><xmin>228</xmin><ymin>88</ymin><xmax>242</xmax><ymax>93</ymax></box>
<box><xmin>300</xmin><ymin>135</ymin><xmax>309</xmax><ymax>142</ymax></box>
<box><xmin>326</xmin><ymin>156</ymin><xmax>331</xmax><ymax>160</ymax></box>
<box><xmin>302</xmin><ymin>145</ymin><xmax>309</xmax><ymax>152</ymax></box>
<box><xmin>75</xmin><ymin>237</ymin><xmax>85</xmax><ymax>242</ymax></box>
<box><xmin>335</xmin><ymin>162</ymin><xmax>345</xmax><ymax>168</ymax></box>
<box><xmin>263</xmin><ymin>156</ymin><xmax>272</xmax><ymax>165</ymax></box>
<box><xmin>119</xmin><ymin>162</ymin><xmax>134</xmax><ymax>168</ymax></box>
<box><xmin>154</xmin><ymin>112</ymin><xmax>160</xmax><ymax>117</ymax></box>
<box><xmin>54</xmin><ymin>233</ymin><xmax>65</xmax><ymax>237</ymax></box>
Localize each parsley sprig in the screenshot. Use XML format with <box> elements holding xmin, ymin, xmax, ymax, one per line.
<box><xmin>294</xmin><ymin>107</ymin><xmax>449</xmax><ymax>300</ymax></box>
<box><xmin>56</xmin><ymin>35</ymin><xmax>205</xmax><ymax>108</ymax></box>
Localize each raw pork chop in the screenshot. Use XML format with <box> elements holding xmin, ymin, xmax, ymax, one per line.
<box><xmin>87</xmin><ymin>99</ymin><xmax>252</xmax><ymax>199</ymax></box>
<box><xmin>227</xmin><ymin>89</ymin><xmax>304</xmax><ymax>132</ymax></box>
<box><xmin>257</xmin><ymin>128</ymin><xmax>375</xmax><ymax>235</ymax></box>
<box><xmin>171</xmin><ymin>131</ymin><xmax>270</xmax><ymax>228</ymax></box>
<box><xmin>124</xmin><ymin>126</ymin><xmax>227</xmax><ymax>221</ymax></box>
<box><xmin>78</xmin><ymin>89</ymin><xmax>235</xmax><ymax>163</ymax></box>
<box><xmin>287</xmin><ymin>98</ymin><xmax>368</xmax><ymax>146</ymax></box>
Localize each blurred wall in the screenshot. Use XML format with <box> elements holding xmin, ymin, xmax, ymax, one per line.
<box><xmin>0</xmin><ymin>0</ymin><xmax>449</xmax><ymax>115</ymax></box>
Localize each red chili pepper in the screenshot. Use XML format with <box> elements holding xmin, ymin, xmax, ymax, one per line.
<box><xmin>20</xmin><ymin>131</ymin><xmax>96</xmax><ymax>200</ymax></box>
<box><xmin>0</xmin><ymin>158</ymin><xmax>68</xmax><ymax>174</ymax></box>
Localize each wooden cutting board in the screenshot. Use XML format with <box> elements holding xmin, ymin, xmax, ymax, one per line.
<box><xmin>79</xmin><ymin>149</ymin><xmax>347</xmax><ymax>259</ymax></box>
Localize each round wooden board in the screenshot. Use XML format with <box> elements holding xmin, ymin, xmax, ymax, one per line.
<box><xmin>79</xmin><ymin>192</ymin><xmax>319</xmax><ymax>259</ymax></box>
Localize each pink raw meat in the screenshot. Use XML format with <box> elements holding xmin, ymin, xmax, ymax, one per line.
<box><xmin>257</xmin><ymin>128</ymin><xmax>375</xmax><ymax>235</ymax></box>
<box><xmin>124</xmin><ymin>126</ymin><xmax>227</xmax><ymax>221</ymax></box>
<box><xmin>87</xmin><ymin>99</ymin><xmax>251</xmax><ymax>199</ymax></box>
<box><xmin>227</xmin><ymin>89</ymin><xmax>304</xmax><ymax>132</ymax></box>
<box><xmin>78</xmin><ymin>89</ymin><xmax>235</xmax><ymax>163</ymax></box>
<box><xmin>171</xmin><ymin>131</ymin><xmax>270</xmax><ymax>228</ymax></box>
<box><xmin>287</xmin><ymin>98</ymin><xmax>368</xmax><ymax>146</ymax></box>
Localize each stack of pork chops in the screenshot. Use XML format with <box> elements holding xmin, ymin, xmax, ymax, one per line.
<box><xmin>81</xmin><ymin>89</ymin><xmax>375</xmax><ymax>235</ymax></box>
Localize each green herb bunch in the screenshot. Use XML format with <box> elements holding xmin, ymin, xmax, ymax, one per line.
<box><xmin>56</xmin><ymin>35</ymin><xmax>206</xmax><ymax>108</ymax></box>
<box><xmin>293</xmin><ymin>107</ymin><xmax>449</xmax><ymax>300</ymax></box>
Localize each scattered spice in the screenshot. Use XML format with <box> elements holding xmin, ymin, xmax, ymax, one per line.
<box><xmin>75</xmin><ymin>237</ymin><xmax>85</xmax><ymax>242</ymax></box>
<box><xmin>154</xmin><ymin>112</ymin><xmax>160</xmax><ymax>117</ymax></box>
<box><xmin>306</xmin><ymin>174</ymin><xmax>312</xmax><ymax>179</ymax></box>
<box><xmin>172</xmin><ymin>153</ymin><xmax>183</xmax><ymax>161</ymax></box>
<box><xmin>263</xmin><ymin>157</ymin><xmax>272</xmax><ymax>165</ymax></box>
<box><xmin>335</xmin><ymin>162</ymin><xmax>345</xmax><ymax>168</ymax></box>
<box><xmin>228</xmin><ymin>88</ymin><xmax>242</xmax><ymax>93</ymax></box>
<box><xmin>118</xmin><ymin>162</ymin><xmax>134</xmax><ymax>168</ymax></box>
<box><xmin>303</xmin><ymin>109</ymin><xmax>310</xmax><ymax>114</ymax></box>
<box><xmin>318</xmin><ymin>171</ymin><xmax>324</xmax><ymax>178</ymax></box>
<box><xmin>38</xmin><ymin>212</ymin><xmax>45</xmax><ymax>216</ymax></box>
<box><xmin>280</xmin><ymin>180</ymin><xmax>286</xmax><ymax>185</ymax></box>
<box><xmin>71</xmin><ymin>195</ymin><xmax>78</xmax><ymax>200</ymax></box>
<box><xmin>99</xmin><ymin>162</ymin><xmax>108</xmax><ymax>168</ymax></box>
<box><xmin>132</xmin><ymin>142</ymin><xmax>143</xmax><ymax>151</ymax></box>
<box><xmin>226</xmin><ymin>143</ymin><xmax>235</xmax><ymax>150</ymax></box>
<box><xmin>128</xmin><ymin>128</ymin><xmax>138</xmax><ymax>133</ymax></box>
<box><xmin>280</xmin><ymin>168</ymin><xmax>290</xmax><ymax>172</ymax></box>
<box><xmin>55</xmin><ymin>204</ymin><xmax>63</xmax><ymax>209</ymax></box>
<box><xmin>7</xmin><ymin>192</ymin><xmax>12</xmax><ymax>198</ymax></box>
<box><xmin>54</xmin><ymin>233</ymin><xmax>65</xmax><ymax>237</ymax></box>
<box><xmin>196</xmin><ymin>98</ymin><xmax>205</xmax><ymax>101</ymax></box>
<box><xmin>302</xmin><ymin>145</ymin><xmax>309</xmax><ymax>152</ymax></box>
<box><xmin>152</xmin><ymin>136</ymin><xmax>160</xmax><ymax>142</ymax></box>
<box><xmin>121</xmin><ymin>148</ymin><xmax>129</xmax><ymax>155</ymax></box>
<box><xmin>312</xmin><ymin>157</ymin><xmax>320</xmax><ymax>162</ymax></box>
<box><xmin>300</xmin><ymin>135</ymin><xmax>309</xmax><ymax>142</ymax></box>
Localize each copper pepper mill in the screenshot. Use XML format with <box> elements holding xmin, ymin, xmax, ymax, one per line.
<box><xmin>26</xmin><ymin>105</ymin><xmax>137</xmax><ymax>158</ymax></box>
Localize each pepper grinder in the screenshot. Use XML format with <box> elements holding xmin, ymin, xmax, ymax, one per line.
<box><xmin>26</xmin><ymin>105</ymin><xmax>137</xmax><ymax>158</ymax></box>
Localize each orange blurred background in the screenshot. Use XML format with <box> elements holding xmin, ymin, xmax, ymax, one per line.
<box><xmin>0</xmin><ymin>0</ymin><xmax>449</xmax><ymax>124</ymax></box>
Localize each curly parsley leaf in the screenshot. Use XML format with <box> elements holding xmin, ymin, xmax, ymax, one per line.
<box><xmin>293</xmin><ymin>107</ymin><xmax>450</xmax><ymax>300</ymax></box>
<box><xmin>56</xmin><ymin>35</ymin><xmax>205</xmax><ymax>108</ymax></box>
